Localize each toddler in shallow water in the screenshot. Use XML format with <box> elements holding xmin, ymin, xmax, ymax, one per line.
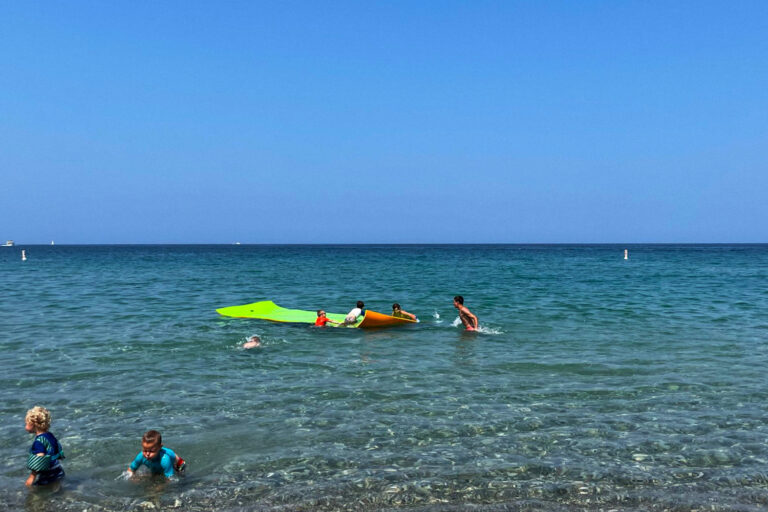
<box><xmin>25</xmin><ymin>406</ymin><xmax>65</xmax><ymax>487</ymax></box>
<box><xmin>127</xmin><ymin>430</ymin><xmax>185</xmax><ymax>479</ymax></box>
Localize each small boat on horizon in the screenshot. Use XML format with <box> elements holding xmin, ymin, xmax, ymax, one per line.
<box><xmin>2</xmin><ymin>240</ymin><xmax>14</xmax><ymax>247</ymax></box>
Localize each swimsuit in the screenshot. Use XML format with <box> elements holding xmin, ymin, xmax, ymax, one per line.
<box><xmin>28</xmin><ymin>432</ymin><xmax>65</xmax><ymax>486</ymax></box>
<box><xmin>130</xmin><ymin>447</ymin><xmax>179</xmax><ymax>478</ymax></box>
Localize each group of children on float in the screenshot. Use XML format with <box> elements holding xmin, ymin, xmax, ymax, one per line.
<box><xmin>313</xmin><ymin>298</ymin><xmax>476</xmax><ymax>329</ymax></box>
<box><xmin>25</xmin><ymin>298</ymin><xmax>478</xmax><ymax>488</ymax></box>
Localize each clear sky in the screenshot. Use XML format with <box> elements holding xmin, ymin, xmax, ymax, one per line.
<box><xmin>1</xmin><ymin>1</ymin><xmax>766</xmax><ymax>243</ymax></box>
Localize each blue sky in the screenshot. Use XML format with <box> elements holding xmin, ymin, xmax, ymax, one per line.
<box><xmin>1</xmin><ymin>1</ymin><xmax>766</xmax><ymax>243</ymax></box>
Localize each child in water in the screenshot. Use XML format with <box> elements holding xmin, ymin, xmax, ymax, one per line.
<box><xmin>25</xmin><ymin>406</ymin><xmax>65</xmax><ymax>487</ymax></box>
<box><xmin>243</xmin><ymin>335</ymin><xmax>261</xmax><ymax>349</ymax></box>
<box><xmin>315</xmin><ymin>310</ymin><xmax>340</xmax><ymax>327</ymax></box>
<box><xmin>391</xmin><ymin>303</ymin><xmax>417</xmax><ymax>321</ymax></box>
<box><xmin>126</xmin><ymin>430</ymin><xmax>185</xmax><ymax>479</ymax></box>
<box><xmin>453</xmin><ymin>295</ymin><xmax>479</xmax><ymax>331</ymax></box>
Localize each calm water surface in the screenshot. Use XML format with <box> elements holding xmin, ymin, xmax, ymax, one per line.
<box><xmin>1</xmin><ymin>245</ymin><xmax>767</xmax><ymax>511</ymax></box>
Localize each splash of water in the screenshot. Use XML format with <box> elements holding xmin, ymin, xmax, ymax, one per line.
<box><xmin>450</xmin><ymin>317</ymin><xmax>502</xmax><ymax>334</ymax></box>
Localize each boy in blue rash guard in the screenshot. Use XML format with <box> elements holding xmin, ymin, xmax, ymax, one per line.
<box><xmin>127</xmin><ymin>430</ymin><xmax>185</xmax><ymax>479</ymax></box>
<box><xmin>25</xmin><ymin>406</ymin><xmax>65</xmax><ymax>487</ymax></box>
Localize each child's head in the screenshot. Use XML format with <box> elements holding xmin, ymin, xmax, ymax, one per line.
<box><xmin>141</xmin><ymin>430</ymin><xmax>163</xmax><ymax>460</ymax></box>
<box><xmin>243</xmin><ymin>335</ymin><xmax>261</xmax><ymax>349</ymax></box>
<box><xmin>392</xmin><ymin>303</ymin><xmax>401</xmax><ymax>312</ymax></box>
<box><xmin>356</xmin><ymin>301</ymin><xmax>364</xmax><ymax>309</ymax></box>
<box><xmin>453</xmin><ymin>295</ymin><xmax>464</xmax><ymax>306</ymax></box>
<box><xmin>317</xmin><ymin>310</ymin><xmax>326</xmax><ymax>317</ymax></box>
<box><xmin>25</xmin><ymin>406</ymin><xmax>51</xmax><ymax>432</ymax></box>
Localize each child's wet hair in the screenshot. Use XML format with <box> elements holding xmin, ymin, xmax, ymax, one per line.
<box><xmin>142</xmin><ymin>430</ymin><xmax>162</xmax><ymax>446</ymax></box>
<box><xmin>454</xmin><ymin>295</ymin><xmax>464</xmax><ymax>305</ymax></box>
<box><xmin>392</xmin><ymin>303</ymin><xmax>401</xmax><ymax>311</ymax></box>
<box><xmin>25</xmin><ymin>406</ymin><xmax>52</xmax><ymax>431</ymax></box>
<box><xmin>317</xmin><ymin>310</ymin><xmax>325</xmax><ymax>316</ymax></box>
<box><xmin>356</xmin><ymin>301</ymin><xmax>364</xmax><ymax>308</ymax></box>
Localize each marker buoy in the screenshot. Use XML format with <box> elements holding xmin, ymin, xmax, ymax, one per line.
<box><xmin>624</xmin><ymin>249</ymin><xmax>628</xmax><ymax>260</ymax></box>
<box><xmin>21</xmin><ymin>249</ymin><xmax>27</xmax><ymax>261</ymax></box>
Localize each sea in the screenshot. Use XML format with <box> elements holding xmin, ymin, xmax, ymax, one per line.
<box><xmin>1</xmin><ymin>244</ymin><xmax>767</xmax><ymax>511</ymax></box>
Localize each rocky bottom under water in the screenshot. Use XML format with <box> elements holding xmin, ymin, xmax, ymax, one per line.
<box><xmin>8</xmin><ymin>471</ymin><xmax>768</xmax><ymax>512</ymax></box>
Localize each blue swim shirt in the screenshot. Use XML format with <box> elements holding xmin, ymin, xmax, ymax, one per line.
<box><xmin>130</xmin><ymin>447</ymin><xmax>177</xmax><ymax>478</ymax></box>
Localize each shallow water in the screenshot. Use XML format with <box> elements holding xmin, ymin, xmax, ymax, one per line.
<box><xmin>1</xmin><ymin>244</ymin><xmax>768</xmax><ymax>511</ymax></box>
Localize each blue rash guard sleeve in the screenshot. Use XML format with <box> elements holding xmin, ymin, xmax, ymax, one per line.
<box><xmin>130</xmin><ymin>452</ymin><xmax>144</xmax><ymax>472</ymax></box>
<box><xmin>30</xmin><ymin>439</ymin><xmax>46</xmax><ymax>454</ymax></box>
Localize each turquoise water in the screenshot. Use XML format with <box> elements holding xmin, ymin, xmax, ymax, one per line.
<box><xmin>1</xmin><ymin>244</ymin><xmax>768</xmax><ymax>511</ymax></box>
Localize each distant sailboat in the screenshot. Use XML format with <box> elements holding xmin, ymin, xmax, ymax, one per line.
<box><xmin>51</xmin><ymin>240</ymin><xmax>55</xmax><ymax>245</ymax></box>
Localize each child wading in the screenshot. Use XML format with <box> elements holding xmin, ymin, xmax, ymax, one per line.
<box><xmin>453</xmin><ymin>295</ymin><xmax>479</xmax><ymax>331</ymax></box>
<box><xmin>25</xmin><ymin>406</ymin><xmax>65</xmax><ymax>487</ymax></box>
<box><xmin>127</xmin><ymin>430</ymin><xmax>185</xmax><ymax>479</ymax></box>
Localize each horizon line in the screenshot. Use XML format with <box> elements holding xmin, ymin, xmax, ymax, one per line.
<box><xmin>4</xmin><ymin>242</ymin><xmax>768</xmax><ymax>246</ymax></box>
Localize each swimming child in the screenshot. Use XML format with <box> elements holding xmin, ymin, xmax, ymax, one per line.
<box><xmin>315</xmin><ymin>310</ymin><xmax>340</xmax><ymax>327</ymax></box>
<box><xmin>453</xmin><ymin>295</ymin><xmax>478</xmax><ymax>331</ymax></box>
<box><xmin>25</xmin><ymin>406</ymin><xmax>65</xmax><ymax>487</ymax></box>
<box><xmin>391</xmin><ymin>303</ymin><xmax>417</xmax><ymax>321</ymax></box>
<box><xmin>343</xmin><ymin>301</ymin><xmax>365</xmax><ymax>325</ymax></box>
<box><xmin>243</xmin><ymin>335</ymin><xmax>261</xmax><ymax>349</ymax></box>
<box><xmin>126</xmin><ymin>430</ymin><xmax>185</xmax><ymax>479</ymax></box>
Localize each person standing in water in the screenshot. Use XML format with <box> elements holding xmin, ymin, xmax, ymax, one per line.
<box><xmin>24</xmin><ymin>406</ymin><xmax>65</xmax><ymax>487</ymax></box>
<box><xmin>453</xmin><ymin>295</ymin><xmax>478</xmax><ymax>331</ymax></box>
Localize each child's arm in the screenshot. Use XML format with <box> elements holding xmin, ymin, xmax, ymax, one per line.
<box><xmin>25</xmin><ymin>446</ymin><xmax>46</xmax><ymax>486</ymax></box>
<box><xmin>126</xmin><ymin>453</ymin><xmax>143</xmax><ymax>478</ymax></box>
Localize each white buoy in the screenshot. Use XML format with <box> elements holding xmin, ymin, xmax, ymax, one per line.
<box><xmin>624</xmin><ymin>249</ymin><xmax>628</xmax><ymax>260</ymax></box>
<box><xmin>51</xmin><ymin>240</ymin><xmax>55</xmax><ymax>245</ymax></box>
<box><xmin>21</xmin><ymin>249</ymin><xmax>27</xmax><ymax>261</ymax></box>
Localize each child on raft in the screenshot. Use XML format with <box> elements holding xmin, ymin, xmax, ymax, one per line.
<box><xmin>126</xmin><ymin>430</ymin><xmax>185</xmax><ymax>479</ymax></box>
<box><xmin>391</xmin><ymin>303</ymin><xmax>417</xmax><ymax>321</ymax></box>
<box><xmin>342</xmin><ymin>301</ymin><xmax>365</xmax><ymax>325</ymax></box>
<box><xmin>315</xmin><ymin>310</ymin><xmax>340</xmax><ymax>327</ymax></box>
<box><xmin>25</xmin><ymin>406</ymin><xmax>65</xmax><ymax>487</ymax></box>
